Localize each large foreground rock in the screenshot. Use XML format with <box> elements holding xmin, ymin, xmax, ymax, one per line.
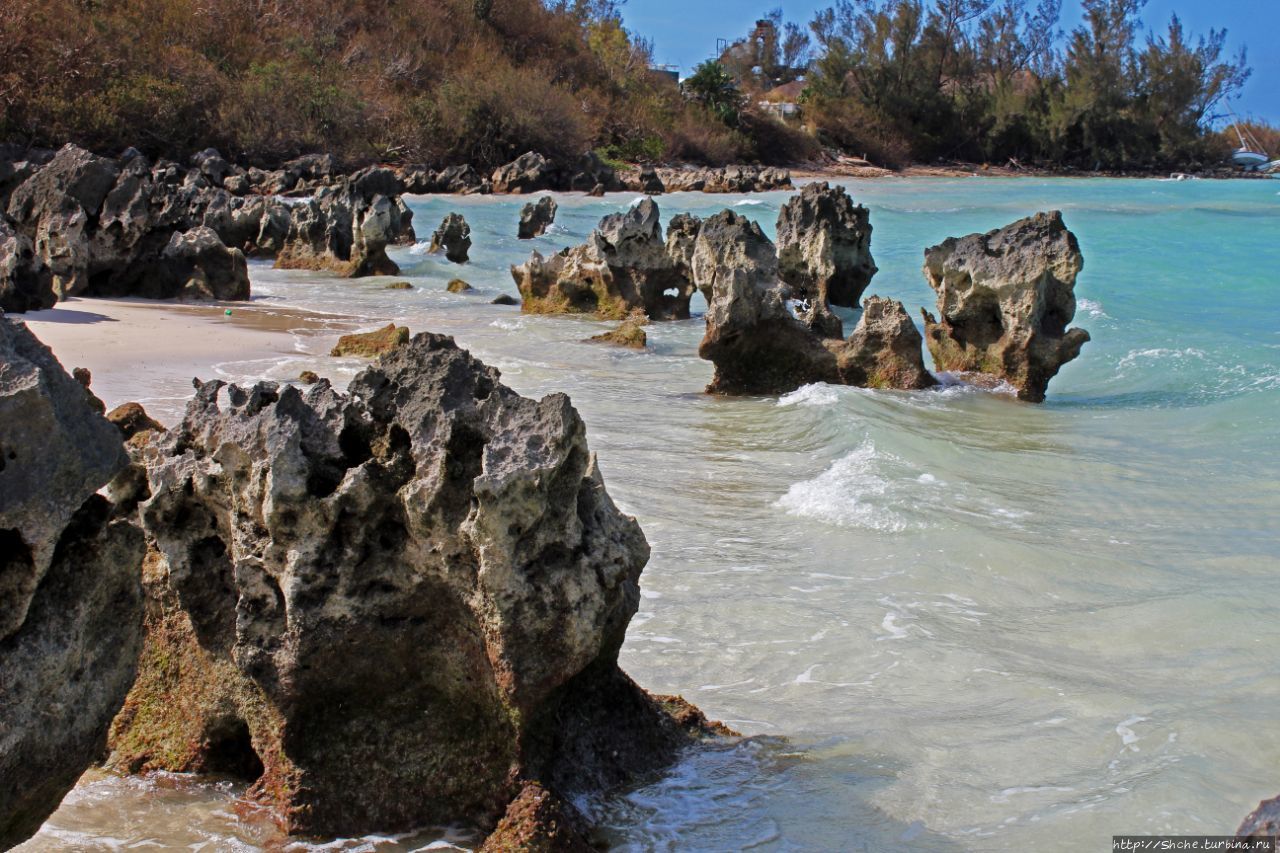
<box><xmin>108</xmin><ymin>333</ymin><xmax>719</xmax><ymax>840</ymax></box>
<box><xmin>511</xmin><ymin>198</ymin><xmax>696</xmax><ymax>320</ymax></box>
<box><xmin>921</xmin><ymin>211</ymin><xmax>1089</xmax><ymax>402</ymax></box>
<box><xmin>696</xmin><ymin>211</ymin><xmax>934</xmax><ymax>395</ymax></box>
<box><xmin>1239</xmin><ymin>796</ymin><xmax>1280</xmax><ymax>837</ymax></box>
<box><xmin>0</xmin><ymin>319</ymin><xmax>144</xmax><ymax>849</ymax></box>
<box><xmin>776</xmin><ymin>181</ymin><xmax>877</xmax><ymax>307</ymax></box>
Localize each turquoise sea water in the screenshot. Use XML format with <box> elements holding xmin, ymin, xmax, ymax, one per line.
<box><xmin>21</xmin><ymin>177</ymin><xmax>1280</xmax><ymax>851</ymax></box>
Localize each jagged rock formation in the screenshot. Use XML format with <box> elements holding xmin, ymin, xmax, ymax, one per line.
<box><xmin>627</xmin><ymin>165</ymin><xmax>792</xmax><ymax>194</ymax></box>
<box><xmin>275</xmin><ymin>168</ymin><xmax>413</xmax><ymax>277</ymax></box>
<box><xmin>491</xmin><ymin>152</ymin><xmax>555</xmax><ymax>194</ymax></box>
<box><xmin>0</xmin><ymin>146</ymin><xmax>417</xmax><ymax>311</ymax></box>
<box><xmin>921</xmin><ymin>211</ymin><xmax>1089</xmax><ymax>402</ymax></box>
<box><xmin>108</xmin><ymin>333</ymin><xmax>722</xmax><ymax>841</ymax></box>
<box><xmin>776</xmin><ymin>181</ymin><xmax>877</xmax><ymax>307</ymax></box>
<box><xmin>510</xmin><ymin>199</ymin><xmax>696</xmax><ymax>320</ymax></box>
<box><xmin>0</xmin><ymin>319</ymin><xmax>144</xmax><ymax>849</ymax></box>
<box><xmin>1239</xmin><ymin>797</ymin><xmax>1280</xmax><ymax>838</ymax></box>
<box><xmin>517</xmin><ymin>196</ymin><xmax>558</xmax><ymax>239</ymax></box>
<box><xmin>0</xmin><ymin>215</ymin><xmax>54</xmax><ymax>312</ymax></box>
<box><xmin>696</xmin><ymin>210</ymin><xmax>934</xmax><ymax>395</ymax></box>
<box><xmin>428</xmin><ymin>212</ymin><xmax>472</xmax><ymax>263</ymax></box>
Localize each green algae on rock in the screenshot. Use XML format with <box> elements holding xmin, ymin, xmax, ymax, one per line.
<box><xmin>329</xmin><ymin>323</ymin><xmax>409</xmax><ymax>357</ymax></box>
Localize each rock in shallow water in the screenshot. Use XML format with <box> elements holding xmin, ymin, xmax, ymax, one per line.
<box><xmin>511</xmin><ymin>198</ymin><xmax>696</xmax><ymax>320</ymax></box>
<box><xmin>921</xmin><ymin>210</ymin><xmax>1089</xmax><ymax>402</ymax></box>
<box><xmin>517</xmin><ymin>196</ymin><xmax>557</xmax><ymax>239</ymax></box>
<box><xmin>696</xmin><ymin>210</ymin><xmax>934</xmax><ymax>395</ymax></box>
<box><xmin>776</xmin><ymin>181</ymin><xmax>877</xmax><ymax>308</ymax></box>
<box><xmin>0</xmin><ymin>318</ymin><xmax>144</xmax><ymax>849</ymax></box>
<box><xmin>429</xmin><ymin>212</ymin><xmax>472</xmax><ymax>263</ymax></box>
<box><xmin>108</xmin><ymin>332</ymin><xmax>721</xmax><ymax>840</ymax></box>
<box><xmin>329</xmin><ymin>323</ymin><xmax>409</xmax><ymax>357</ymax></box>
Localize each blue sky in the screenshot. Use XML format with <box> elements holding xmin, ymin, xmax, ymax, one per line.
<box><xmin>621</xmin><ymin>0</ymin><xmax>1278</xmax><ymax>124</ymax></box>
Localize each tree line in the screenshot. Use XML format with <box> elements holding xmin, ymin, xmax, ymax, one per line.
<box><xmin>690</xmin><ymin>0</ymin><xmax>1256</xmax><ymax>170</ymax></box>
<box><xmin>0</xmin><ymin>0</ymin><xmax>1263</xmax><ymax>171</ymax></box>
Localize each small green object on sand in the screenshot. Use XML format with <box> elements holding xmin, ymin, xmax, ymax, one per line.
<box><xmin>224</xmin><ymin>308</ymin><xmax>232</xmax><ymax>315</ymax></box>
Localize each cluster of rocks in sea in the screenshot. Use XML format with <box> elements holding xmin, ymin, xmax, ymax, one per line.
<box><xmin>0</xmin><ymin>144</ymin><xmax>416</xmax><ymax>312</ymax></box>
<box><xmin>0</xmin><ymin>317</ymin><xmax>727</xmax><ymax>850</ymax></box>
<box><xmin>511</xmin><ymin>182</ymin><xmax>1089</xmax><ymax>401</ymax></box>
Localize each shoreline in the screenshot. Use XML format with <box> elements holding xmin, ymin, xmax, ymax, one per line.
<box><xmin>20</xmin><ymin>297</ymin><xmax>369</xmax><ymax>423</ymax></box>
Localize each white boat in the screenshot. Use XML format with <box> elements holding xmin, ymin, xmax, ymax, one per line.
<box><xmin>1233</xmin><ymin>147</ymin><xmax>1270</xmax><ymax>169</ymax></box>
<box><xmin>1227</xmin><ymin>110</ymin><xmax>1277</xmax><ymax>172</ymax></box>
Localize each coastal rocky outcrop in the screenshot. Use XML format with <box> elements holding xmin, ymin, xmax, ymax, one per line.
<box><xmin>510</xmin><ymin>198</ymin><xmax>697</xmax><ymax>320</ymax></box>
<box><xmin>695</xmin><ymin>210</ymin><xmax>934</xmax><ymax>394</ymax></box>
<box><xmin>517</xmin><ymin>196</ymin><xmax>557</xmax><ymax>239</ymax></box>
<box><xmin>0</xmin><ymin>145</ymin><xmax>418</xmax><ymax>310</ymax></box>
<box><xmin>776</xmin><ymin>181</ymin><xmax>877</xmax><ymax>307</ymax></box>
<box><xmin>274</xmin><ymin>167</ymin><xmax>414</xmax><ymax>277</ymax></box>
<box><xmin>491</xmin><ymin>152</ymin><xmax>556</xmax><ymax>194</ymax></box>
<box><xmin>625</xmin><ymin>165</ymin><xmax>792</xmax><ymax>194</ymax></box>
<box><xmin>0</xmin><ymin>319</ymin><xmax>144</xmax><ymax>849</ymax></box>
<box><xmin>429</xmin><ymin>212</ymin><xmax>472</xmax><ymax>263</ymax></box>
<box><xmin>921</xmin><ymin>211</ymin><xmax>1089</xmax><ymax>402</ymax></box>
<box><xmin>107</xmin><ymin>332</ymin><xmax>723</xmax><ymax>841</ymax></box>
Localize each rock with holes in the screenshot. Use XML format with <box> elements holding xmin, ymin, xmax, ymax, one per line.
<box><xmin>510</xmin><ymin>198</ymin><xmax>695</xmax><ymax>320</ymax></box>
<box><xmin>776</xmin><ymin>181</ymin><xmax>877</xmax><ymax>307</ymax></box>
<box><xmin>5</xmin><ymin>143</ymin><xmax>118</xmax><ymax>299</ymax></box>
<box><xmin>697</xmin><ymin>211</ymin><xmax>935</xmax><ymax>395</ymax></box>
<box><xmin>491</xmin><ymin>152</ymin><xmax>557</xmax><ymax>195</ymax></box>
<box><xmin>921</xmin><ymin>211</ymin><xmax>1088</xmax><ymax>402</ymax></box>
<box><xmin>427</xmin><ymin>212</ymin><xmax>471</xmax><ymax>264</ymax></box>
<box><xmin>275</xmin><ymin>168</ymin><xmax>413</xmax><ymax>277</ymax></box>
<box><xmin>0</xmin><ymin>318</ymin><xmax>144</xmax><ymax>849</ymax></box>
<box><xmin>0</xmin><ymin>215</ymin><xmax>55</xmax><ymax>312</ymax></box>
<box><xmin>517</xmin><ymin>196</ymin><xmax>557</xmax><ymax>239</ymax></box>
<box><xmin>108</xmin><ymin>332</ymin><xmax>723</xmax><ymax>840</ymax></box>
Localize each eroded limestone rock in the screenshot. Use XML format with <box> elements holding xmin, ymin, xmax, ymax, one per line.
<box><xmin>696</xmin><ymin>211</ymin><xmax>933</xmax><ymax>395</ymax></box>
<box><xmin>776</xmin><ymin>181</ymin><xmax>877</xmax><ymax>307</ymax></box>
<box><xmin>428</xmin><ymin>213</ymin><xmax>472</xmax><ymax>264</ymax></box>
<box><xmin>0</xmin><ymin>319</ymin><xmax>144</xmax><ymax>849</ymax></box>
<box><xmin>511</xmin><ymin>199</ymin><xmax>695</xmax><ymax>320</ymax></box>
<box><xmin>517</xmin><ymin>196</ymin><xmax>558</xmax><ymax>239</ymax></box>
<box><xmin>921</xmin><ymin>211</ymin><xmax>1089</xmax><ymax>402</ymax></box>
<box><xmin>108</xmin><ymin>333</ymin><xmax>718</xmax><ymax>839</ymax></box>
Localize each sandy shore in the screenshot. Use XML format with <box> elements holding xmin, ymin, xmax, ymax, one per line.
<box><xmin>19</xmin><ymin>297</ymin><xmax>367</xmax><ymax>425</ymax></box>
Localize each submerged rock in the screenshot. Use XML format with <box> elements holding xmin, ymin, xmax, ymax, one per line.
<box><xmin>510</xmin><ymin>198</ymin><xmax>695</xmax><ymax>320</ymax></box>
<box><xmin>0</xmin><ymin>319</ymin><xmax>144</xmax><ymax>849</ymax></box>
<box><xmin>447</xmin><ymin>278</ymin><xmax>473</xmax><ymax>293</ymax></box>
<box><xmin>109</xmin><ymin>333</ymin><xmax>721</xmax><ymax>839</ymax></box>
<box><xmin>106</xmin><ymin>401</ymin><xmax>167</xmax><ymax>440</ymax></box>
<box><xmin>517</xmin><ymin>196</ymin><xmax>558</xmax><ymax>239</ymax></box>
<box><xmin>329</xmin><ymin>323</ymin><xmax>410</xmax><ymax>357</ymax></box>
<box><xmin>491</xmin><ymin>294</ymin><xmax>520</xmax><ymax>306</ymax></box>
<box><xmin>588</xmin><ymin>311</ymin><xmax>648</xmax><ymax>349</ymax></box>
<box><xmin>776</xmin><ymin>181</ymin><xmax>877</xmax><ymax>307</ymax></box>
<box><xmin>921</xmin><ymin>211</ymin><xmax>1089</xmax><ymax>402</ymax></box>
<box><xmin>428</xmin><ymin>212</ymin><xmax>472</xmax><ymax>263</ymax></box>
<box><xmin>696</xmin><ymin>210</ymin><xmax>933</xmax><ymax>395</ymax></box>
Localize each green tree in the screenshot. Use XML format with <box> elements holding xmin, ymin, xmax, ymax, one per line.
<box><xmin>683</xmin><ymin>60</ymin><xmax>743</xmax><ymax>126</ymax></box>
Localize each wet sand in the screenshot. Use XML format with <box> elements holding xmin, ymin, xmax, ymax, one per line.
<box><xmin>20</xmin><ymin>296</ymin><xmax>370</xmax><ymax>423</ymax></box>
